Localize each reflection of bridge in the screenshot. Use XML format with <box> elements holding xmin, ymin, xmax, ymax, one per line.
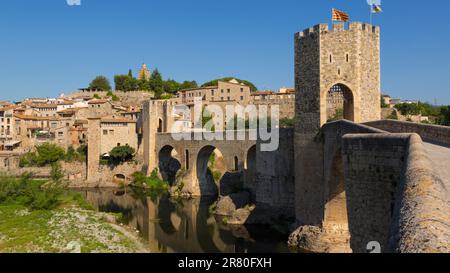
<box><xmin>81</xmin><ymin>189</ymin><xmax>280</xmax><ymax>253</ymax></box>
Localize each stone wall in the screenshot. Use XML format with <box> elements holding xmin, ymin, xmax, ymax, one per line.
<box><xmin>253</xmin><ymin>128</ymin><xmax>295</xmax><ymax>216</ymax></box>
<box><xmin>342</xmin><ymin>134</ymin><xmax>411</xmax><ymax>252</ymax></box>
<box><xmin>342</xmin><ymin>133</ymin><xmax>449</xmax><ymax>253</ymax></box>
<box><xmin>389</xmin><ymin>134</ymin><xmax>449</xmax><ymax>253</ymax></box>
<box><xmin>365</xmin><ymin>120</ymin><xmax>450</xmax><ymax>147</ymax></box>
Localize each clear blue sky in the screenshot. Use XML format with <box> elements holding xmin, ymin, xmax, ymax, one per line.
<box><xmin>1</xmin><ymin>0</ymin><xmax>449</xmax><ymax>104</ymax></box>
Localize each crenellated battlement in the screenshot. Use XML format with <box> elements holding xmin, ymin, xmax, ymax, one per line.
<box><xmin>296</xmin><ymin>22</ymin><xmax>380</xmax><ymax>39</ymax></box>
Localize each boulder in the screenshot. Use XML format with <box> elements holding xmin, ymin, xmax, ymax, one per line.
<box><xmin>215</xmin><ymin>192</ymin><xmax>250</xmax><ymax>216</ymax></box>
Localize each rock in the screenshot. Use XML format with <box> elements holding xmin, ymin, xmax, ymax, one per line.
<box><xmin>288</xmin><ymin>225</ymin><xmax>352</xmax><ymax>253</ymax></box>
<box><xmin>215</xmin><ymin>192</ymin><xmax>250</xmax><ymax>216</ymax></box>
<box><xmin>227</xmin><ymin>208</ymin><xmax>252</xmax><ymax>225</ymax></box>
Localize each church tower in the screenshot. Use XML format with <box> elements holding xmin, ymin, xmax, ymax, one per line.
<box><xmin>139</xmin><ymin>63</ymin><xmax>151</xmax><ymax>81</ymax></box>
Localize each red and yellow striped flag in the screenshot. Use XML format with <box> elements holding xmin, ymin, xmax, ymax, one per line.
<box><xmin>332</xmin><ymin>8</ymin><xmax>350</xmax><ymax>22</ymax></box>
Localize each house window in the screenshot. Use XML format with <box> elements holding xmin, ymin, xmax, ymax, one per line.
<box><xmin>240</xmin><ymin>96</ymin><xmax>244</xmax><ymax>100</ymax></box>
<box><xmin>103</xmin><ymin>130</ymin><xmax>108</xmax><ymax>135</ymax></box>
<box><xmin>329</xmin><ymin>54</ymin><xmax>332</xmax><ymax>63</ymax></box>
<box><xmin>240</xmin><ymin>88</ymin><xmax>244</xmax><ymax>92</ymax></box>
<box><xmin>227</xmin><ymin>97</ymin><xmax>230</xmax><ymax>101</ymax></box>
<box><xmin>117</xmin><ymin>143</ymin><xmax>121</xmax><ymax>147</ymax></box>
<box><xmin>346</xmin><ymin>54</ymin><xmax>349</xmax><ymax>62</ymax></box>
<box><xmin>211</xmin><ymin>90</ymin><xmax>215</xmax><ymax>96</ymax></box>
<box><xmin>227</xmin><ymin>89</ymin><xmax>230</xmax><ymax>93</ymax></box>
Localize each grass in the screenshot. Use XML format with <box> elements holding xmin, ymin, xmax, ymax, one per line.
<box><xmin>0</xmin><ymin>175</ymin><xmax>147</xmax><ymax>253</ymax></box>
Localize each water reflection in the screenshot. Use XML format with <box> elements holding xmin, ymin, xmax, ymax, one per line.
<box><xmin>78</xmin><ymin>188</ymin><xmax>291</xmax><ymax>253</ymax></box>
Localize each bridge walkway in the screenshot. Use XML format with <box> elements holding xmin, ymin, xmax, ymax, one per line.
<box><xmin>423</xmin><ymin>142</ymin><xmax>450</xmax><ymax>199</ymax></box>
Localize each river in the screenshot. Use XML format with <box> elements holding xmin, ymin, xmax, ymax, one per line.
<box><xmin>77</xmin><ymin>188</ymin><xmax>292</xmax><ymax>253</ymax></box>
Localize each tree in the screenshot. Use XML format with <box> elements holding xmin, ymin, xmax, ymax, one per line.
<box><xmin>89</xmin><ymin>76</ymin><xmax>111</xmax><ymax>91</ymax></box>
<box><xmin>109</xmin><ymin>145</ymin><xmax>136</xmax><ymax>165</ymax></box>
<box><xmin>201</xmin><ymin>77</ymin><xmax>258</xmax><ymax>92</ymax></box>
<box><xmin>439</xmin><ymin>106</ymin><xmax>450</xmax><ymax>126</ymax></box>
<box><xmin>395</xmin><ymin>103</ymin><xmax>421</xmax><ymax>117</ymax></box>
<box><xmin>35</xmin><ymin>143</ymin><xmax>66</xmax><ymax>166</ymax></box>
<box><xmin>149</xmin><ymin>69</ymin><xmax>164</xmax><ymax>97</ymax></box>
<box><xmin>50</xmin><ymin>162</ymin><xmax>64</xmax><ymax>183</ymax></box>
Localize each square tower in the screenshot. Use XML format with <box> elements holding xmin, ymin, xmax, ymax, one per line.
<box><xmin>293</xmin><ymin>23</ymin><xmax>381</xmax><ymax>226</ymax></box>
<box><xmin>295</xmin><ymin>22</ymin><xmax>381</xmax><ymax>133</ymax></box>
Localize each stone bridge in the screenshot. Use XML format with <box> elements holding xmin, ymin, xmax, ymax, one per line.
<box><xmin>154</xmin><ymin>131</ymin><xmax>256</xmax><ymax>196</ymax></box>
<box><xmin>291</xmin><ymin>119</ymin><xmax>450</xmax><ymax>253</ymax></box>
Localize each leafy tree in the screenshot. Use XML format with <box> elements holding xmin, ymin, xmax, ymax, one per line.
<box><xmin>50</xmin><ymin>162</ymin><xmax>64</xmax><ymax>183</ymax></box>
<box><xmin>201</xmin><ymin>77</ymin><xmax>257</xmax><ymax>92</ymax></box>
<box><xmin>149</xmin><ymin>69</ymin><xmax>165</xmax><ymax>97</ymax></box>
<box><xmin>109</xmin><ymin>145</ymin><xmax>135</xmax><ymax>165</ymax></box>
<box><xmin>89</xmin><ymin>76</ymin><xmax>111</xmax><ymax>91</ymax></box>
<box><xmin>128</xmin><ymin>69</ymin><xmax>133</xmax><ymax>78</ymax></box>
<box><xmin>439</xmin><ymin>106</ymin><xmax>450</xmax><ymax>126</ymax></box>
<box><xmin>395</xmin><ymin>103</ymin><xmax>421</xmax><ymax>116</ymax></box>
<box><xmin>179</xmin><ymin>80</ymin><xmax>198</xmax><ymax>90</ymax></box>
<box><xmin>35</xmin><ymin>143</ymin><xmax>66</xmax><ymax>166</ymax></box>
<box><xmin>93</xmin><ymin>94</ymin><xmax>101</xmax><ymax>99</ymax></box>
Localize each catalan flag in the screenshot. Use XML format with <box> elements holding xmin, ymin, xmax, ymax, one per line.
<box><xmin>332</xmin><ymin>8</ymin><xmax>349</xmax><ymax>22</ymax></box>
<box><xmin>372</xmin><ymin>4</ymin><xmax>383</xmax><ymax>13</ymax></box>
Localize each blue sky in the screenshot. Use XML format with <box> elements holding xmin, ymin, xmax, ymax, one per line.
<box><xmin>0</xmin><ymin>0</ymin><xmax>449</xmax><ymax>104</ymax></box>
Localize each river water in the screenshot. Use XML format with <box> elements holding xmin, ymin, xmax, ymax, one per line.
<box><xmin>77</xmin><ymin>188</ymin><xmax>292</xmax><ymax>253</ymax></box>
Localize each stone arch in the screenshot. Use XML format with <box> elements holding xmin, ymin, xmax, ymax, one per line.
<box><xmin>113</xmin><ymin>173</ymin><xmax>127</xmax><ymax>184</ymax></box>
<box><xmin>158</xmin><ymin>145</ymin><xmax>181</xmax><ymax>185</ymax></box>
<box><xmin>196</xmin><ymin>145</ymin><xmax>226</xmax><ymax>196</ymax></box>
<box><xmin>324</xmin><ymin>83</ymin><xmax>355</xmax><ymax>122</ymax></box>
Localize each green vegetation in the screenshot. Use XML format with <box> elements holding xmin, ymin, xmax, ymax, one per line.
<box><xmin>0</xmin><ymin>174</ymin><xmax>78</xmax><ymax>211</ymax></box>
<box><xmin>280</xmin><ymin>117</ymin><xmax>295</xmax><ymax>128</ymax></box>
<box><xmin>387</xmin><ymin>110</ymin><xmax>398</xmax><ymax>120</ymax></box>
<box><xmin>89</xmin><ymin>75</ymin><xmax>112</xmax><ymax>91</ymax></box>
<box><xmin>381</xmin><ymin>97</ymin><xmax>389</xmax><ymax>108</ymax></box>
<box><xmin>0</xmin><ymin>175</ymin><xmax>146</xmax><ymax>253</ymax></box>
<box><xmin>19</xmin><ymin>143</ymin><xmax>65</xmax><ymax>167</ymax></box>
<box><xmin>131</xmin><ymin>170</ymin><xmax>169</xmax><ymax>192</ymax></box>
<box><xmin>327</xmin><ymin>109</ymin><xmax>344</xmax><ymax>122</ymax></box>
<box><xmin>93</xmin><ymin>94</ymin><xmax>101</xmax><ymax>99</ymax></box>
<box><xmin>20</xmin><ymin>144</ymin><xmax>85</xmax><ymax>167</ymax></box>
<box><xmin>394</xmin><ymin>102</ymin><xmax>450</xmax><ymax>126</ymax></box>
<box><xmin>114</xmin><ymin>68</ymin><xmax>197</xmax><ymax>98</ymax></box>
<box><xmin>106</xmin><ymin>91</ymin><xmax>120</xmax><ymax>101</ymax></box>
<box><xmin>108</xmin><ymin>145</ymin><xmax>135</xmax><ymax>165</ymax></box>
<box><xmin>201</xmin><ymin>77</ymin><xmax>258</xmax><ymax>92</ymax></box>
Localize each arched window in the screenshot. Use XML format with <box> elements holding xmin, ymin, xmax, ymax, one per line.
<box><xmin>234</xmin><ymin>156</ymin><xmax>239</xmax><ymax>171</ymax></box>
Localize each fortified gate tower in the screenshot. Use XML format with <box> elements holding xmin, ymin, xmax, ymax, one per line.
<box><xmin>294</xmin><ymin>22</ymin><xmax>381</xmax><ymax>225</ymax></box>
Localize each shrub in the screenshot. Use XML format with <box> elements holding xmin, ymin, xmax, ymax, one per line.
<box><xmin>109</xmin><ymin>145</ymin><xmax>135</xmax><ymax>165</ymax></box>
<box><xmin>131</xmin><ymin>170</ymin><xmax>169</xmax><ymax>192</ymax></box>
<box><xmin>50</xmin><ymin>162</ymin><xmax>64</xmax><ymax>183</ymax></box>
<box><xmin>0</xmin><ymin>175</ymin><xmax>62</xmax><ymax>210</ymax></box>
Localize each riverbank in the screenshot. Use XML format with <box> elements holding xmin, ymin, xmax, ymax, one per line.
<box><xmin>0</xmin><ymin>176</ymin><xmax>149</xmax><ymax>253</ymax></box>
<box><xmin>0</xmin><ymin>205</ymin><xmax>149</xmax><ymax>253</ymax></box>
